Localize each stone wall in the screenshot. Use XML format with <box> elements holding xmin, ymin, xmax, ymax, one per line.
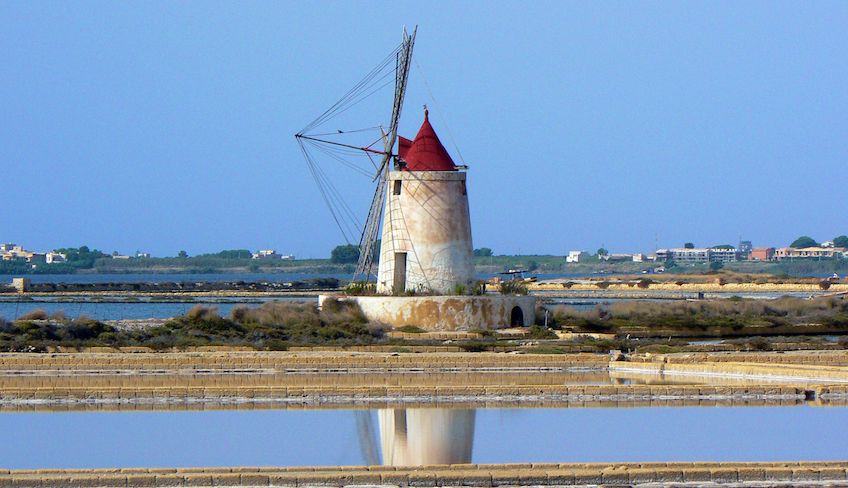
<box><xmin>5</xmin><ymin>462</ymin><xmax>848</xmax><ymax>486</ymax></box>
<box><xmin>323</xmin><ymin>295</ymin><xmax>536</xmax><ymax>331</ymax></box>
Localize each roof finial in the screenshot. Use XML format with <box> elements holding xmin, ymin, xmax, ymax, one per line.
<box><xmin>423</xmin><ymin>104</ymin><xmax>428</xmax><ymax>120</ymax></box>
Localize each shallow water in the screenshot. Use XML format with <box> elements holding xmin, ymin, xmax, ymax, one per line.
<box><xmin>0</xmin><ymin>297</ymin><xmax>316</xmax><ymax>321</ymax></box>
<box><xmin>0</xmin><ymin>405</ymin><xmax>845</xmax><ymax>469</ymax></box>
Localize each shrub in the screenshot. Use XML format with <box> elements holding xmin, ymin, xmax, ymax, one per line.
<box><xmin>595</xmin><ymin>281</ymin><xmax>610</xmax><ymax>289</ymax></box>
<box><xmin>525</xmin><ymin>346</ymin><xmax>566</xmax><ymax>354</ymax></box>
<box><xmin>471</xmin><ymin>281</ymin><xmax>486</xmax><ymax>295</ymax></box>
<box><xmin>454</xmin><ymin>284</ymin><xmax>467</xmax><ymax>295</ymax></box>
<box><xmin>499</xmin><ymin>281</ymin><xmax>528</xmax><ymax>295</ymax></box>
<box><xmin>747</xmin><ymin>337</ymin><xmax>771</xmax><ymax>351</ymax></box>
<box><xmin>525</xmin><ymin>325</ymin><xmax>557</xmax><ymax>339</ymax></box>
<box><xmin>459</xmin><ymin>342</ymin><xmax>491</xmax><ymax>352</ymax></box>
<box><xmin>345</xmin><ymin>281</ymin><xmax>375</xmax><ymax>296</ymax></box>
<box><xmin>820</xmin><ymin>280</ymin><xmax>832</xmax><ymax>290</ymax></box>
<box><xmin>63</xmin><ymin>317</ymin><xmax>113</xmax><ymax>341</ymax></box>
<box><xmin>18</xmin><ymin>309</ymin><xmax>48</xmax><ymax>321</ymax></box>
<box><xmin>637</xmin><ymin>279</ymin><xmax>653</xmax><ymax>289</ymax></box>
<box><xmin>49</xmin><ymin>311</ymin><xmax>68</xmax><ymax>323</ymax></box>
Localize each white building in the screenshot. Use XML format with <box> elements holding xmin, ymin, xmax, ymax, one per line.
<box><xmin>566</xmin><ymin>251</ymin><xmax>589</xmax><ymax>263</ymax></box>
<box><xmin>45</xmin><ymin>252</ymin><xmax>67</xmax><ymax>264</ymax></box>
<box><xmin>252</xmin><ymin>249</ymin><xmax>278</xmax><ymax>259</ymax></box>
<box><xmin>709</xmin><ymin>248</ymin><xmax>739</xmax><ymax>263</ymax></box>
<box><xmin>656</xmin><ymin>247</ymin><xmax>739</xmax><ymax>263</ymax></box>
<box><xmin>600</xmin><ymin>253</ymin><xmax>633</xmax><ymax>262</ymax></box>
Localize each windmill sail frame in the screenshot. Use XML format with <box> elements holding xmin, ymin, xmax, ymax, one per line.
<box><xmin>354</xmin><ymin>27</ymin><xmax>416</xmax><ymax>279</ymax></box>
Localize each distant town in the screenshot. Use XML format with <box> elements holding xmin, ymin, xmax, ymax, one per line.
<box><xmin>566</xmin><ymin>235</ymin><xmax>848</xmax><ymax>266</ymax></box>
<box><xmin>1</xmin><ymin>234</ymin><xmax>845</xmax><ymax>276</ymax></box>
<box><xmin>0</xmin><ymin>244</ymin><xmax>295</xmax><ymax>266</ymax></box>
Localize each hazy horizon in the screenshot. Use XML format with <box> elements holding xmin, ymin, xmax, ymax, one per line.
<box><xmin>3</xmin><ymin>3</ymin><xmax>846</xmax><ymax>258</ymax></box>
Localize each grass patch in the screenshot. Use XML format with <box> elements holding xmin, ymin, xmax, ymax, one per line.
<box><xmin>0</xmin><ymin>300</ymin><xmax>386</xmax><ymax>352</ymax></box>
<box><xmin>395</xmin><ymin>325</ymin><xmax>427</xmax><ymax>334</ymax></box>
<box><xmin>549</xmin><ymin>296</ymin><xmax>848</xmax><ymax>337</ymax></box>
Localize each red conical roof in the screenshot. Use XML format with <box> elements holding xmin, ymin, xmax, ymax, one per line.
<box><xmin>399</xmin><ymin>109</ymin><xmax>456</xmax><ymax>171</ymax></box>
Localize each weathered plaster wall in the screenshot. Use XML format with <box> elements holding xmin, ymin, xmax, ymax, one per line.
<box><xmin>322</xmin><ymin>295</ymin><xmax>536</xmax><ymax>331</ymax></box>
<box><xmin>376</xmin><ymin>171</ymin><xmax>474</xmax><ymax>295</ymax></box>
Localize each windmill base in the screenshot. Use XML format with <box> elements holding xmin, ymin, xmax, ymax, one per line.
<box><xmin>318</xmin><ymin>295</ymin><xmax>536</xmax><ymax>331</ymax></box>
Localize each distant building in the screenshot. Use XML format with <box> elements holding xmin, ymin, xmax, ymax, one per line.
<box><xmin>136</xmin><ymin>252</ymin><xmax>151</xmax><ymax>258</ymax></box>
<box><xmin>821</xmin><ymin>241</ymin><xmax>835</xmax><ymax>248</ymax></box>
<box><xmin>656</xmin><ymin>247</ymin><xmax>739</xmax><ymax>264</ymax></box>
<box><xmin>252</xmin><ymin>249</ymin><xmax>278</xmax><ymax>259</ymax></box>
<box><xmin>656</xmin><ymin>248</ymin><xmax>710</xmax><ymax>264</ymax></box>
<box><xmin>12</xmin><ymin>278</ymin><xmax>29</xmax><ymax>293</ymax></box>
<box><xmin>111</xmin><ymin>255</ymin><xmax>131</xmax><ymax>260</ymax></box>
<box><xmin>749</xmin><ymin>248</ymin><xmax>775</xmax><ymax>261</ymax></box>
<box><xmin>280</xmin><ymin>254</ymin><xmax>295</xmax><ymax>260</ymax></box>
<box><xmin>0</xmin><ymin>244</ymin><xmax>48</xmax><ymax>263</ymax></box>
<box><xmin>773</xmin><ymin>247</ymin><xmax>846</xmax><ymax>260</ymax></box>
<box><xmin>709</xmin><ymin>248</ymin><xmax>739</xmax><ymax>263</ymax></box>
<box><xmin>738</xmin><ymin>240</ymin><xmax>753</xmax><ymax>258</ymax></box>
<box><xmin>45</xmin><ymin>252</ymin><xmax>66</xmax><ymax>264</ymax></box>
<box><xmin>600</xmin><ymin>253</ymin><xmax>633</xmax><ymax>262</ymax></box>
<box><xmin>631</xmin><ymin>253</ymin><xmax>646</xmax><ymax>262</ymax></box>
<box><xmin>566</xmin><ymin>251</ymin><xmax>589</xmax><ymax>263</ymax></box>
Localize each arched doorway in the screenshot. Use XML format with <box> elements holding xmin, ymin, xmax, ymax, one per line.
<box><xmin>510</xmin><ymin>306</ymin><xmax>524</xmax><ymax>327</ymax></box>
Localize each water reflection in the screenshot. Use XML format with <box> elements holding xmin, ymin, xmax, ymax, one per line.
<box><xmin>375</xmin><ymin>409</ymin><xmax>475</xmax><ymax>466</ymax></box>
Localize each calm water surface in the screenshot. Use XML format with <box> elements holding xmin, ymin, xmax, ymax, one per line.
<box><xmin>0</xmin><ymin>406</ymin><xmax>845</xmax><ymax>469</ymax></box>
<box><xmin>0</xmin><ymin>298</ymin><xmax>316</xmax><ymax>321</ymax></box>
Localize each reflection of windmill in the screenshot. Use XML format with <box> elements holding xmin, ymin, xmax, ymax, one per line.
<box><xmin>295</xmin><ymin>27</ymin><xmax>416</xmax><ymax>280</ymax></box>
<box><xmin>356</xmin><ymin>409</ymin><xmax>476</xmax><ymax>467</ymax></box>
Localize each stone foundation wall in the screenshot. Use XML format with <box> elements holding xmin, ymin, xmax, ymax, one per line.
<box><xmin>322</xmin><ymin>295</ymin><xmax>536</xmax><ymax>331</ymax></box>
<box><xmin>5</xmin><ymin>462</ymin><xmax>848</xmax><ymax>487</ymax></box>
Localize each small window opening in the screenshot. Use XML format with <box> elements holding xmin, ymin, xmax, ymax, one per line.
<box><xmin>393</xmin><ymin>180</ymin><xmax>402</xmax><ymax>195</ymax></box>
<box><xmin>460</xmin><ymin>180</ymin><xmax>467</xmax><ymax>195</ymax></box>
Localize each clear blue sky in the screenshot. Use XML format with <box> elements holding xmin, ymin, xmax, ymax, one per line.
<box><xmin>2</xmin><ymin>2</ymin><xmax>846</xmax><ymax>258</ymax></box>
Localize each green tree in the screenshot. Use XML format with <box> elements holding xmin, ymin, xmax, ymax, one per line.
<box><xmin>330</xmin><ymin>244</ymin><xmax>360</xmax><ymax>264</ymax></box>
<box><xmin>54</xmin><ymin>246</ymin><xmax>107</xmax><ymax>268</ymax></box>
<box><xmin>596</xmin><ymin>248</ymin><xmax>609</xmax><ymax>257</ymax></box>
<box><xmin>709</xmin><ymin>261</ymin><xmax>724</xmax><ymax>271</ymax></box>
<box><xmin>790</xmin><ymin>236</ymin><xmax>819</xmax><ymax>248</ymax></box>
<box><xmin>216</xmin><ymin>249</ymin><xmax>252</xmax><ymax>259</ymax></box>
<box><xmin>178</xmin><ymin>250</ymin><xmax>188</xmax><ymax>258</ymax></box>
<box><xmin>684</xmin><ymin>242</ymin><xmax>695</xmax><ymax>249</ymax></box>
<box><xmin>833</xmin><ymin>235</ymin><xmax>848</xmax><ymax>248</ymax></box>
<box><xmin>473</xmin><ymin>248</ymin><xmax>493</xmax><ymax>257</ymax></box>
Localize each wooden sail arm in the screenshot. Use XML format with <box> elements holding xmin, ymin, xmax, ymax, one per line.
<box><xmin>294</xmin><ymin>134</ymin><xmax>394</xmax><ymax>157</ymax></box>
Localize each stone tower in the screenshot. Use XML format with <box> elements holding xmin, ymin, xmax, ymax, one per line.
<box><xmin>376</xmin><ymin>110</ymin><xmax>474</xmax><ymax>295</ymax></box>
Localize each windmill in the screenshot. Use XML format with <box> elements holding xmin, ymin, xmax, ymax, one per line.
<box><xmin>295</xmin><ymin>27</ymin><xmax>417</xmax><ymax>280</ymax></box>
